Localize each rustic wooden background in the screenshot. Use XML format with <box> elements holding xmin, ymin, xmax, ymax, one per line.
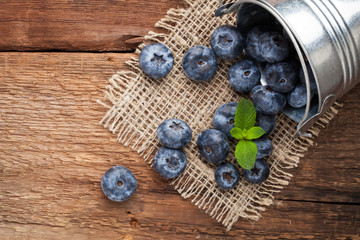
<box><xmin>0</xmin><ymin>1</ymin><xmax>359</xmax><ymax>239</ymax></box>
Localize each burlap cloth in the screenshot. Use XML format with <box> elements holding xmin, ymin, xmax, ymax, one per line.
<box><xmin>98</xmin><ymin>0</ymin><xmax>340</xmax><ymax>231</ymax></box>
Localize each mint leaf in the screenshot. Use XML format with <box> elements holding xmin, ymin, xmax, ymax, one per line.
<box><xmin>234</xmin><ymin>98</ymin><xmax>256</xmax><ymax>130</ymax></box>
<box><xmin>235</xmin><ymin>140</ymin><xmax>257</xmax><ymax>170</ymax></box>
<box><xmin>230</xmin><ymin>127</ymin><xmax>245</xmax><ymax>140</ymax></box>
<box><xmin>244</xmin><ymin>126</ymin><xmax>266</xmax><ymax>140</ymax></box>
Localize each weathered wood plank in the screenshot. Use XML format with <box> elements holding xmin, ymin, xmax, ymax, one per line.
<box><xmin>0</xmin><ymin>52</ymin><xmax>359</xmax><ymax>239</ymax></box>
<box><xmin>0</xmin><ymin>0</ymin><xmax>185</xmax><ymax>52</ymax></box>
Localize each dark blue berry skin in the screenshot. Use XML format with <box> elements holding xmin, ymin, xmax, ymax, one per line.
<box><xmin>215</xmin><ymin>162</ymin><xmax>240</xmax><ymax>190</ymax></box>
<box><xmin>250</xmin><ymin>85</ymin><xmax>286</xmax><ymax>115</ymax></box>
<box><xmin>254</xmin><ymin>138</ymin><xmax>273</xmax><ymax>159</ymax></box>
<box><xmin>245</xmin><ymin>26</ymin><xmax>269</xmax><ymax>62</ymax></box>
<box><xmin>197</xmin><ymin>129</ymin><xmax>230</xmax><ymax>165</ymax></box>
<box><xmin>264</xmin><ymin>61</ymin><xmax>299</xmax><ymax>93</ymax></box>
<box><xmin>153</xmin><ymin>147</ymin><xmax>187</xmax><ymax>179</ymax></box>
<box><xmin>259</xmin><ymin>32</ymin><xmax>289</xmax><ymax>63</ymax></box>
<box><xmin>210</xmin><ymin>25</ymin><xmax>245</xmax><ymax>60</ymax></box>
<box><xmin>139</xmin><ymin>43</ymin><xmax>174</xmax><ymax>79</ymax></box>
<box><xmin>182</xmin><ymin>45</ymin><xmax>218</xmax><ymax>82</ymax></box>
<box><xmin>101</xmin><ymin>166</ymin><xmax>137</xmax><ymax>202</ymax></box>
<box><xmin>213</xmin><ymin>102</ymin><xmax>237</xmax><ymax>138</ymax></box>
<box><xmin>243</xmin><ymin>158</ymin><xmax>270</xmax><ymax>184</ymax></box>
<box><xmin>299</xmin><ymin>65</ymin><xmax>318</xmax><ymax>93</ymax></box>
<box><xmin>157</xmin><ymin>118</ymin><xmax>192</xmax><ymax>149</ymax></box>
<box><xmin>256</xmin><ymin>111</ymin><xmax>276</xmax><ymax>137</ymax></box>
<box><xmin>228</xmin><ymin>59</ymin><xmax>261</xmax><ymax>93</ymax></box>
<box><xmin>287</xmin><ymin>83</ymin><xmax>314</xmax><ymax>108</ymax></box>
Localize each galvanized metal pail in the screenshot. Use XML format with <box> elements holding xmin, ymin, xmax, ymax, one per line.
<box><xmin>216</xmin><ymin>0</ymin><xmax>360</xmax><ymax>137</ymax></box>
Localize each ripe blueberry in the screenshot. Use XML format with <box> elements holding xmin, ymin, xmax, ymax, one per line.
<box><xmin>256</xmin><ymin>111</ymin><xmax>276</xmax><ymax>137</ymax></box>
<box><xmin>243</xmin><ymin>158</ymin><xmax>270</xmax><ymax>184</ymax></box>
<box><xmin>139</xmin><ymin>43</ymin><xmax>174</xmax><ymax>79</ymax></box>
<box><xmin>254</xmin><ymin>138</ymin><xmax>273</xmax><ymax>159</ymax></box>
<box><xmin>101</xmin><ymin>166</ymin><xmax>137</xmax><ymax>202</ymax></box>
<box><xmin>215</xmin><ymin>162</ymin><xmax>240</xmax><ymax>190</ymax></box>
<box><xmin>197</xmin><ymin>129</ymin><xmax>230</xmax><ymax>165</ymax></box>
<box><xmin>213</xmin><ymin>102</ymin><xmax>237</xmax><ymax>138</ymax></box>
<box><xmin>210</xmin><ymin>25</ymin><xmax>245</xmax><ymax>60</ymax></box>
<box><xmin>228</xmin><ymin>59</ymin><xmax>261</xmax><ymax>93</ymax></box>
<box><xmin>287</xmin><ymin>83</ymin><xmax>314</xmax><ymax>108</ymax></box>
<box><xmin>157</xmin><ymin>118</ymin><xmax>192</xmax><ymax>149</ymax></box>
<box><xmin>245</xmin><ymin>25</ymin><xmax>270</xmax><ymax>62</ymax></box>
<box><xmin>243</xmin><ymin>159</ymin><xmax>270</xmax><ymax>183</ymax></box>
<box><xmin>182</xmin><ymin>45</ymin><xmax>218</xmax><ymax>82</ymax></box>
<box><xmin>153</xmin><ymin>147</ymin><xmax>187</xmax><ymax>179</ymax></box>
<box><xmin>250</xmin><ymin>85</ymin><xmax>286</xmax><ymax>115</ymax></box>
<box><xmin>259</xmin><ymin>31</ymin><xmax>289</xmax><ymax>63</ymax></box>
<box><xmin>264</xmin><ymin>61</ymin><xmax>299</xmax><ymax>93</ymax></box>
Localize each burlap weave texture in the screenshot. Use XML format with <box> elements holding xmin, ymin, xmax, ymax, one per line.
<box><xmin>98</xmin><ymin>0</ymin><xmax>340</xmax><ymax>231</ymax></box>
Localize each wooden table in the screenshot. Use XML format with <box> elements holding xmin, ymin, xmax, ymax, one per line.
<box><xmin>0</xmin><ymin>1</ymin><xmax>359</xmax><ymax>239</ymax></box>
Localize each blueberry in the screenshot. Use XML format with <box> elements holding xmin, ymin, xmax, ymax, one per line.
<box><xmin>243</xmin><ymin>158</ymin><xmax>270</xmax><ymax>184</ymax></box>
<box><xmin>228</xmin><ymin>59</ymin><xmax>261</xmax><ymax>93</ymax></box>
<box><xmin>157</xmin><ymin>118</ymin><xmax>192</xmax><ymax>149</ymax></box>
<box><xmin>259</xmin><ymin>32</ymin><xmax>289</xmax><ymax>63</ymax></box>
<box><xmin>153</xmin><ymin>147</ymin><xmax>187</xmax><ymax>179</ymax></box>
<box><xmin>254</xmin><ymin>138</ymin><xmax>273</xmax><ymax>159</ymax></box>
<box><xmin>213</xmin><ymin>102</ymin><xmax>237</xmax><ymax>138</ymax></box>
<box><xmin>264</xmin><ymin>61</ymin><xmax>299</xmax><ymax>93</ymax></box>
<box><xmin>256</xmin><ymin>111</ymin><xmax>276</xmax><ymax>137</ymax></box>
<box><xmin>250</xmin><ymin>85</ymin><xmax>286</xmax><ymax>115</ymax></box>
<box><xmin>215</xmin><ymin>162</ymin><xmax>240</xmax><ymax>190</ymax></box>
<box><xmin>197</xmin><ymin>129</ymin><xmax>230</xmax><ymax>165</ymax></box>
<box><xmin>182</xmin><ymin>45</ymin><xmax>218</xmax><ymax>82</ymax></box>
<box><xmin>245</xmin><ymin>26</ymin><xmax>270</xmax><ymax>62</ymax></box>
<box><xmin>139</xmin><ymin>43</ymin><xmax>174</xmax><ymax>79</ymax></box>
<box><xmin>210</xmin><ymin>25</ymin><xmax>245</xmax><ymax>60</ymax></box>
<box><xmin>101</xmin><ymin>166</ymin><xmax>137</xmax><ymax>202</ymax></box>
<box><xmin>287</xmin><ymin>82</ymin><xmax>314</xmax><ymax>108</ymax></box>
<box><xmin>299</xmin><ymin>64</ymin><xmax>318</xmax><ymax>93</ymax></box>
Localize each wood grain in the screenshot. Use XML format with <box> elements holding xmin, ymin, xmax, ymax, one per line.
<box><xmin>0</xmin><ymin>52</ymin><xmax>359</xmax><ymax>239</ymax></box>
<box><xmin>0</xmin><ymin>0</ymin><xmax>185</xmax><ymax>52</ymax></box>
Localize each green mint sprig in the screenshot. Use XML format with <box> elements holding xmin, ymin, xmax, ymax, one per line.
<box><xmin>231</xmin><ymin>98</ymin><xmax>265</xmax><ymax>170</ymax></box>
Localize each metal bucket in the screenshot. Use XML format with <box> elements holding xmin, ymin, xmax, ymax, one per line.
<box><xmin>216</xmin><ymin>0</ymin><xmax>360</xmax><ymax>137</ymax></box>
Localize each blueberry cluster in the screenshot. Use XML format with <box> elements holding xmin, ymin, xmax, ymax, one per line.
<box><xmin>154</xmin><ymin>119</ymin><xmax>192</xmax><ymax>179</ymax></box>
<box><xmin>137</xmin><ymin>12</ymin><xmax>319</xmax><ymax>191</ymax></box>
<box><xmin>211</xmin><ymin>102</ymin><xmax>272</xmax><ymax>187</ymax></box>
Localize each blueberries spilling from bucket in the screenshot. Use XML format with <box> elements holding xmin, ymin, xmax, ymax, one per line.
<box><xmin>136</xmin><ymin>9</ymin><xmax>321</xmax><ymax>191</ymax></box>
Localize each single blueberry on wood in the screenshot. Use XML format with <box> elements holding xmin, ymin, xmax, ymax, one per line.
<box><xmin>197</xmin><ymin>129</ymin><xmax>230</xmax><ymax>165</ymax></box>
<box><xmin>101</xmin><ymin>166</ymin><xmax>137</xmax><ymax>202</ymax></box>
<box><xmin>157</xmin><ymin>118</ymin><xmax>192</xmax><ymax>149</ymax></box>
<box><xmin>215</xmin><ymin>162</ymin><xmax>240</xmax><ymax>190</ymax></box>
<box><xmin>153</xmin><ymin>147</ymin><xmax>187</xmax><ymax>179</ymax></box>
<box><xmin>182</xmin><ymin>45</ymin><xmax>218</xmax><ymax>82</ymax></box>
<box><xmin>139</xmin><ymin>43</ymin><xmax>174</xmax><ymax>79</ymax></box>
<box><xmin>210</xmin><ymin>25</ymin><xmax>245</xmax><ymax>60</ymax></box>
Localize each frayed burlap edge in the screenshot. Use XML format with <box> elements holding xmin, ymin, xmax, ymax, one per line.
<box><xmin>97</xmin><ymin>0</ymin><xmax>342</xmax><ymax>231</ymax></box>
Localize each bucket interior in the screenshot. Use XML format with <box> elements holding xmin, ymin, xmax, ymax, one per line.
<box><xmin>235</xmin><ymin>2</ymin><xmax>321</xmax><ymax>135</ymax></box>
